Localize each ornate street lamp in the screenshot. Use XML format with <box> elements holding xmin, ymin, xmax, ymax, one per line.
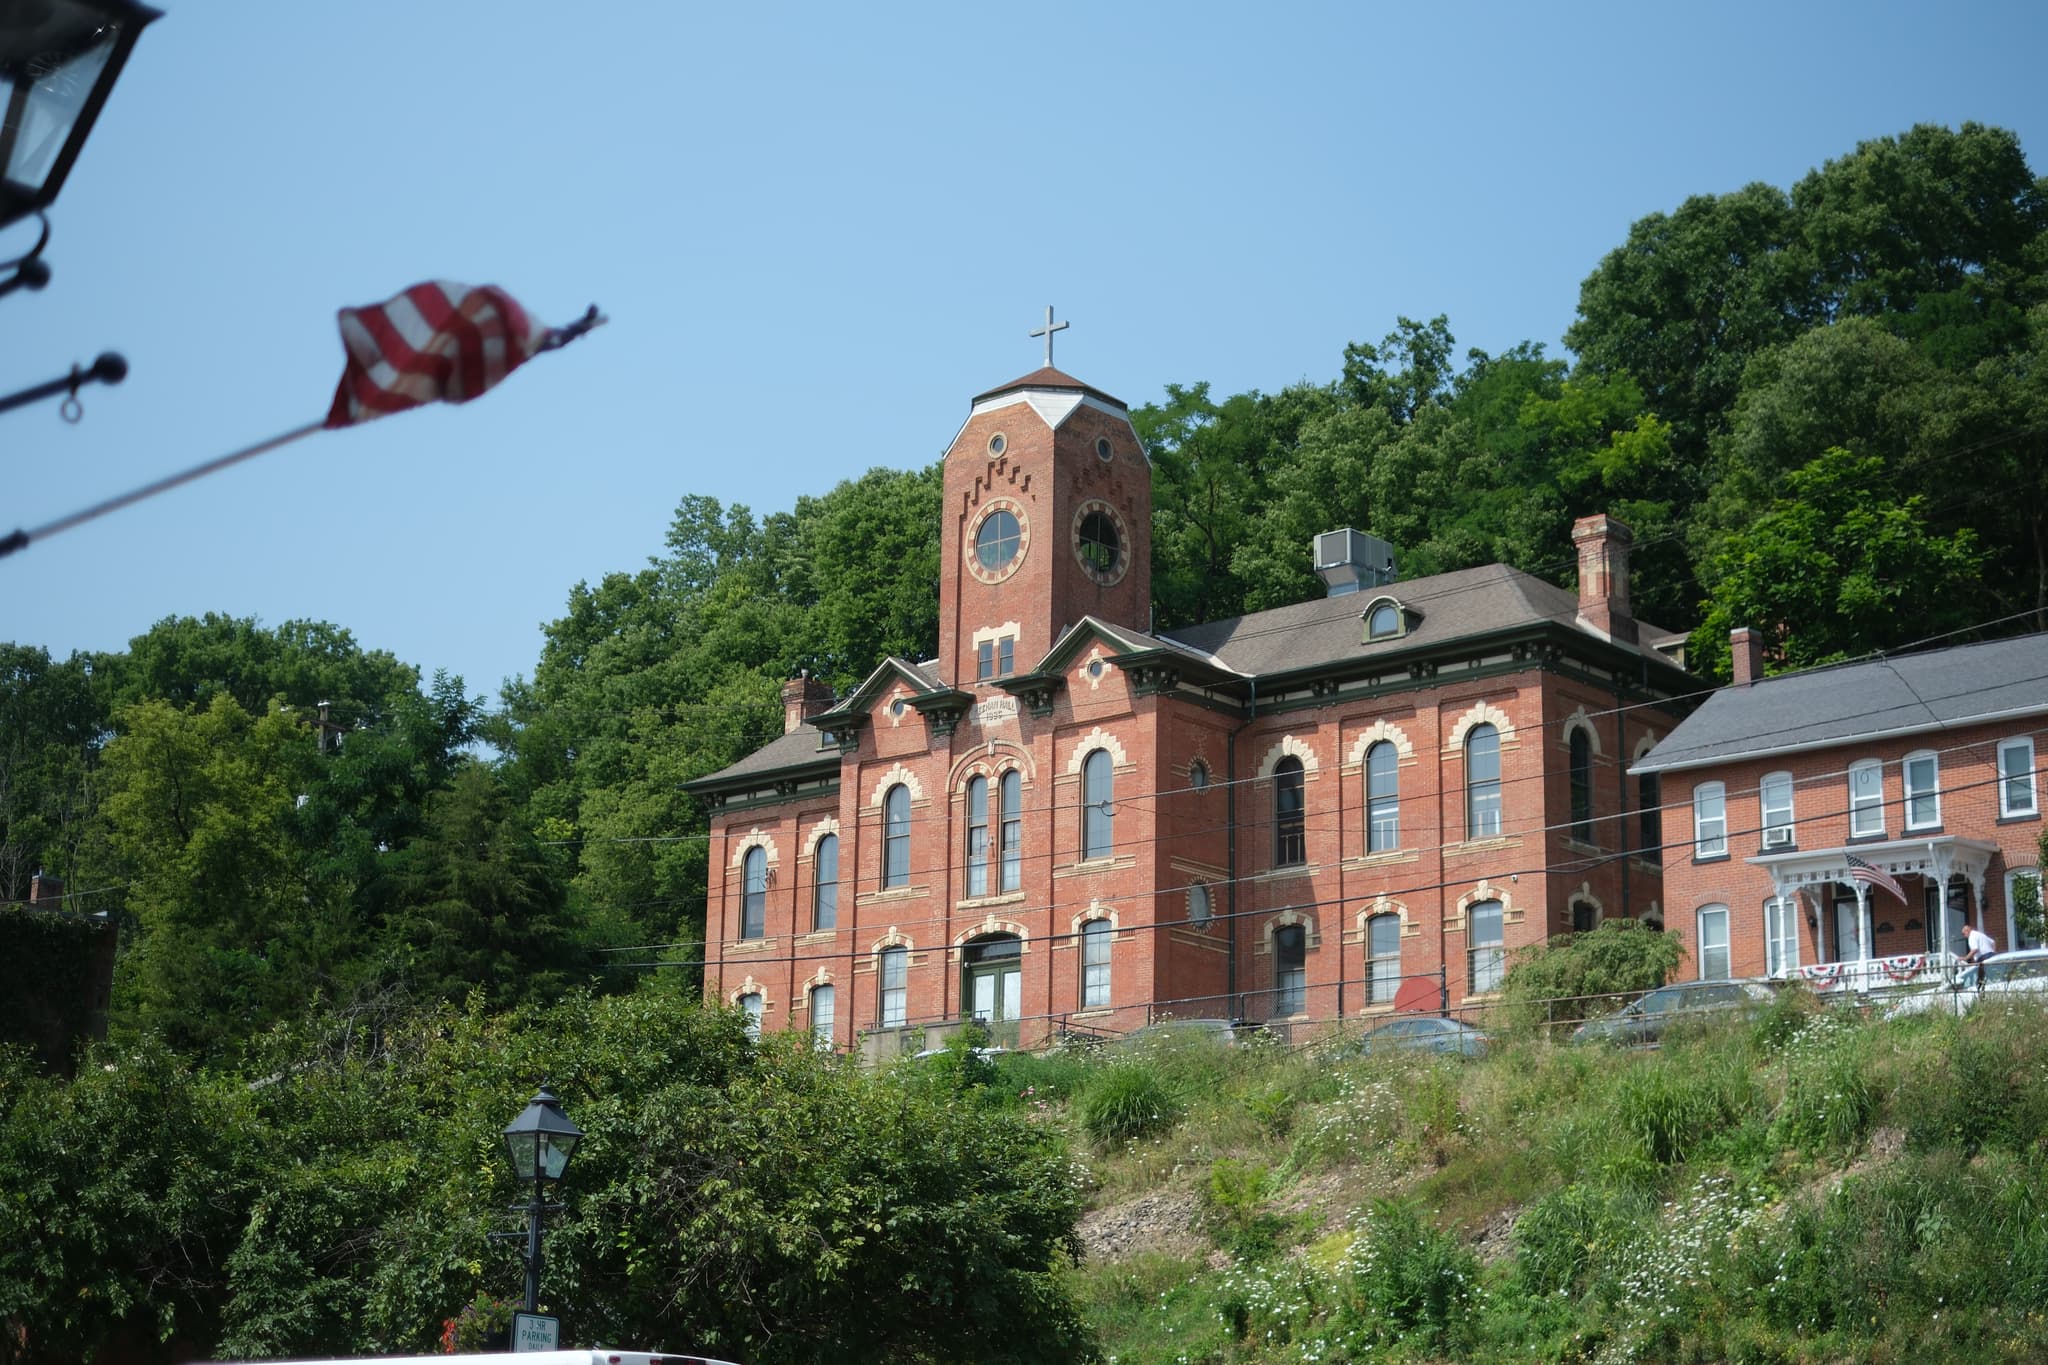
<box><xmin>501</xmin><ymin>1086</ymin><xmax>583</xmax><ymax>1316</ymax></box>
<box><xmin>0</xmin><ymin>0</ymin><xmax>159</xmax><ymax>231</ymax></box>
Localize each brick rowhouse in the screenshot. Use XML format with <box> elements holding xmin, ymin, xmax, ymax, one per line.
<box><xmin>1635</xmin><ymin>630</ymin><xmax>2047</xmax><ymax>986</ymax></box>
<box><xmin>688</xmin><ymin>359</ymin><xmax>1700</xmax><ymax>1054</ymax></box>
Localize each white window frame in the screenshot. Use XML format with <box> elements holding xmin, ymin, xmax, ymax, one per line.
<box><xmin>1903</xmin><ymin>750</ymin><xmax>1940</xmax><ymax>830</ymax></box>
<box><xmin>740</xmin><ymin>991</ymin><xmax>764</xmax><ymax>1040</ymax></box>
<box><xmin>999</xmin><ymin>770</ymin><xmax>1022</xmax><ymax>892</ymax></box>
<box><xmin>965</xmin><ymin>775</ymin><xmax>989</xmax><ymax>897</ymax></box>
<box><xmin>1366</xmin><ymin>741</ymin><xmax>1399</xmax><ymax>852</ymax></box>
<box><xmin>1759</xmin><ymin>771</ymin><xmax>1794</xmax><ymax>848</ymax></box>
<box><xmin>2007</xmin><ymin>868</ymin><xmax>2043</xmax><ymax>953</ymax></box>
<box><xmin>1466</xmin><ymin>725</ymin><xmax>1503</xmax><ymax>839</ymax></box>
<box><xmin>1999</xmin><ymin>738</ymin><xmax>2038</xmax><ymax>818</ymax></box>
<box><xmin>1764</xmin><ymin>897</ymin><xmax>1800</xmax><ymax>977</ymax></box>
<box><xmin>1697</xmin><ymin>905</ymin><xmax>1731</xmax><ymax>980</ymax></box>
<box><xmin>1848</xmin><ymin>759</ymin><xmax>1885</xmax><ymax>838</ymax></box>
<box><xmin>1366</xmin><ymin>912</ymin><xmax>1401</xmax><ymax>1004</ymax></box>
<box><xmin>1468</xmin><ymin>900</ymin><xmax>1505</xmax><ymax>994</ymax></box>
<box><xmin>1081</xmin><ymin>919</ymin><xmax>1112</xmax><ymax>1008</ymax></box>
<box><xmin>809</xmin><ymin>983</ymin><xmax>836</xmax><ymax>1046</ymax></box>
<box><xmin>879</xmin><ymin>947</ymin><xmax>908</xmax><ymax>1028</ymax></box>
<box><xmin>741</xmin><ymin>847</ymin><xmax>767</xmax><ymax>939</ymax></box>
<box><xmin>1693</xmin><ymin>782</ymin><xmax>1727</xmax><ymax>858</ymax></box>
<box><xmin>1082</xmin><ymin>749</ymin><xmax>1115</xmax><ymax>860</ymax></box>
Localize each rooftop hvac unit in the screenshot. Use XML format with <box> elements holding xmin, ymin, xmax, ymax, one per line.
<box><xmin>1313</xmin><ymin>528</ymin><xmax>1395</xmax><ymax>597</ymax></box>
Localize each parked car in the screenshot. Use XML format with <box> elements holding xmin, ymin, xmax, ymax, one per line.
<box><xmin>1113</xmin><ymin>1016</ymin><xmax>1239</xmax><ymax>1050</ymax></box>
<box><xmin>1349</xmin><ymin>1014</ymin><xmax>1491</xmax><ymax>1057</ymax></box>
<box><xmin>1571</xmin><ymin>979</ymin><xmax>1777</xmax><ymax>1046</ymax></box>
<box><xmin>1885</xmin><ymin>949</ymin><xmax>2048</xmax><ymax>1019</ymax></box>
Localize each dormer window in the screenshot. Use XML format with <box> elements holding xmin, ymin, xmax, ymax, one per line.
<box><xmin>1361</xmin><ymin>595</ymin><xmax>1415</xmax><ymax>641</ymax></box>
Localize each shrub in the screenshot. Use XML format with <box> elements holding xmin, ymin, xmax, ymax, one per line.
<box><xmin>1078</xmin><ymin>1063</ymin><xmax>1181</xmax><ymax>1147</ymax></box>
<box><xmin>1342</xmin><ymin>1198</ymin><xmax>1479</xmax><ymax>1352</ymax></box>
<box><xmin>1197</xmin><ymin>1158</ymin><xmax>1293</xmax><ymax>1261</ymax></box>
<box><xmin>1512</xmin><ymin>1183</ymin><xmax>1629</xmax><ymax>1297</ymax></box>
<box><xmin>1497</xmin><ymin>920</ymin><xmax>1683</xmax><ymax>1033</ymax></box>
<box><xmin>1608</xmin><ymin>1052</ymin><xmax>1751</xmax><ymax>1165</ymax></box>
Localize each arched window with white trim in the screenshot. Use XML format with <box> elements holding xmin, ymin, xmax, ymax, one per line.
<box><xmin>1082</xmin><ymin>750</ymin><xmax>1115</xmax><ymax>860</ymax></box>
<box><xmin>1759</xmin><ymin>771</ymin><xmax>1794</xmax><ymax>849</ymax></box>
<box><xmin>878</xmin><ymin>946</ymin><xmax>908</xmax><ymax>1027</ymax></box>
<box><xmin>1274</xmin><ymin>756</ymin><xmax>1306</xmax><ymax>866</ymax></box>
<box><xmin>1848</xmin><ymin>760</ymin><xmax>1885</xmax><ymax>837</ymax></box>
<box><xmin>1081</xmin><ymin>918</ymin><xmax>1112</xmax><ymax>1008</ymax></box>
<box><xmin>813</xmin><ymin>834</ymin><xmax>838</xmax><ymax>931</ymax></box>
<box><xmin>741</xmin><ymin>847</ymin><xmax>767</xmax><ymax>940</ymax></box>
<box><xmin>1366</xmin><ymin>912</ymin><xmax>1401</xmax><ymax>1004</ymax></box>
<box><xmin>809</xmin><ymin>983</ymin><xmax>836</xmax><ymax>1046</ymax></box>
<box><xmin>1693</xmin><ymin>782</ymin><xmax>1726</xmax><ymax>858</ymax></box>
<box><xmin>1697</xmin><ymin>905</ymin><xmax>1731</xmax><ymax>979</ymax></box>
<box><xmin>1903</xmin><ymin>750</ymin><xmax>1941</xmax><ymax>830</ymax></box>
<box><xmin>1366</xmin><ymin>741</ymin><xmax>1399</xmax><ymax>853</ymax></box>
<box><xmin>965</xmin><ymin>775</ymin><xmax>989</xmax><ymax>897</ymax></box>
<box><xmin>1466</xmin><ymin>724</ymin><xmax>1502</xmax><ymax>839</ymax></box>
<box><xmin>883</xmin><ymin>784</ymin><xmax>911</xmax><ymax>887</ymax></box>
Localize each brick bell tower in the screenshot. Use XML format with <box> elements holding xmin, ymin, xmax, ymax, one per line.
<box><xmin>937</xmin><ymin>310</ymin><xmax>1152</xmax><ymax>688</ymax></box>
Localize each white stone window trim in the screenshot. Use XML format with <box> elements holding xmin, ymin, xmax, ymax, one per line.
<box><xmin>1256</xmin><ymin>733</ymin><xmax>1321</xmax><ymax>779</ymax></box>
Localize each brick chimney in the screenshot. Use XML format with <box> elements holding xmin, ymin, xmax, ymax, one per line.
<box><xmin>781</xmin><ymin>673</ymin><xmax>835</xmax><ymax>734</ymax></box>
<box><xmin>1730</xmin><ymin>627</ymin><xmax>1764</xmax><ymax>686</ymax></box>
<box><xmin>28</xmin><ymin>871</ymin><xmax>63</xmax><ymax>906</ymax></box>
<box><xmin>1570</xmin><ymin>514</ymin><xmax>1636</xmax><ymax>644</ymax></box>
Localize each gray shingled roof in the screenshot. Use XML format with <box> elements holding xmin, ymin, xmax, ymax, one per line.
<box><xmin>1633</xmin><ymin>632</ymin><xmax>2048</xmax><ymax>775</ymax></box>
<box><xmin>694</xmin><ymin>722</ymin><xmax>837</xmax><ymax>786</ymax></box>
<box><xmin>1161</xmin><ymin>563</ymin><xmax>1679</xmax><ymax>677</ymax></box>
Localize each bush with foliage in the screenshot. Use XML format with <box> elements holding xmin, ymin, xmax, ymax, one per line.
<box><xmin>1497</xmin><ymin>919</ymin><xmax>1683</xmax><ymax>1033</ymax></box>
<box><xmin>1078</xmin><ymin>1063</ymin><xmax>1182</xmax><ymax>1147</ymax></box>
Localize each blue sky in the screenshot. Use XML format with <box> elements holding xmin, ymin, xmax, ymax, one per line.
<box><xmin>5</xmin><ymin>1</ymin><xmax>2044</xmax><ymax>699</ymax></box>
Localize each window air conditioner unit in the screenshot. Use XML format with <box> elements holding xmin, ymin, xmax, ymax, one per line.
<box><xmin>1763</xmin><ymin>826</ymin><xmax>1794</xmax><ymax>849</ymax></box>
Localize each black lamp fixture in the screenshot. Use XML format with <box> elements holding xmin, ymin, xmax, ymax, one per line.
<box><xmin>0</xmin><ymin>0</ymin><xmax>158</xmax><ymax>231</ymax></box>
<box><xmin>501</xmin><ymin>1086</ymin><xmax>584</xmax><ymax>1315</ymax></box>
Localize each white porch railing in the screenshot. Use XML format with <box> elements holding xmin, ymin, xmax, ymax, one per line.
<box><xmin>1775</xmin><ymin>951</ymin><xmax>1957</xmax><ymax>995</ymax></box>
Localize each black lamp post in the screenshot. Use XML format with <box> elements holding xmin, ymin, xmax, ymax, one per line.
<box><xmin>0</xmin><ymin>0</ymin><xmax>159</xmax><ymax>231</ymax></box>
<box><xmin>501</xmin><ymin>1086</ymin><xmax>583</xmax><ymax>1316</ymax></box>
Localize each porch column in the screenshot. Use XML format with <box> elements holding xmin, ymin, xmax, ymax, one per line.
<box><xmin>1853</xmin><ymin>884</ymin><xmax>1872</xmax><ymax>961</ymax></box>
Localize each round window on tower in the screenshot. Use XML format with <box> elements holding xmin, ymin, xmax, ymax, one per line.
<box><xmin>967</xmin><ymin>499</ymin><xmax>1028</xmax><ymax>584</ymax></box>
<box><xmin>987</xmin><ymin>432</ymin><xmax>1007</xmax><ymax>457</ymax></box>
<box><xmin>1095</xmin><ymin>436</ymin><xmax>1114</xmax><ymax>462</ymax></box>
<box><xmin>1072</xmin><ymin>500</ymin><xmax>1129</xmax><ymax>586</ymax></box>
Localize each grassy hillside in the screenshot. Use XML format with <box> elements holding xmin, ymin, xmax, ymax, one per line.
<box><xmin>920</xmin><ymin>992</ymin><xmax>2048</xmax><ymax>1363</ymax></box>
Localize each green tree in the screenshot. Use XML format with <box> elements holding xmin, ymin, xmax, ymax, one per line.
<box><xmin>1499</xmin><ymin>919</ymin><xmax>1685</xmax><ymax>1031</ymax></box>
<box><xmin>0</xmin><ymin>645</ymin><xmax>104</xmax><ymax>903</ymax></box>
<box><xmin>1694</xmin><ymin>447</ymin><xmax>1986</xmax><ymax>676</ymax></box>
<box><xmin>92</xmin><ymin>694</ymin><xmax>332</xmax><ymax>1055</ymax></box>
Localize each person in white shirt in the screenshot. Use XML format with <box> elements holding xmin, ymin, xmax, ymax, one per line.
<box><xmin>1960</xmin><ymin>921</ymin><xmax>1997</xmax><ymax>978</ymax></box>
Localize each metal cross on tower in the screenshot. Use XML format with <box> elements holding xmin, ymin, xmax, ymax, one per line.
<box><xmin>1028</xmin><ymin>305</ymin><xmax>1069</xmax><ymax>367</ymax></box>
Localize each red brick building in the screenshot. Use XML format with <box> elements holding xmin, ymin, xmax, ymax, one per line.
<box><xmin>688</xmin><ymin>362</ymin><xmax>1697</xmax><ymax>1051</ymax></box>
<box><xmin>1631</xmin><ymin>628</ymin><xmax>2046</xmax><ymax>993</ymax></box>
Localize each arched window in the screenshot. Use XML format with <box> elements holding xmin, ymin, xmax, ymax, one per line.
<box><xmin>741</xmin><ymin>847</ymin><xmax>766</xmax><ymax>940</ymax></box>
<box><xmin>739</xmin><ymin>991</ymin><xmax>764</xmax><ymax>1041</ymax></box>
<box><xmin>1759</xmin><ymin>771</ymin><xmax>1794</xmax><ymax>848</ymax></box>
<box><xmin>1081</xmin><ymin>919</ymin><xmax>1112</xmax><ymax>1008</ymax></box>
<box><xmin>883</xmin><ymin>784</ymin><xmax>910</xmax><ymax>888</ymax></box>
<box><xmin>1274</xmin><ymin>756</ymin><xmax>1306</xmax><ymax>866</ymax></box>
<box><xmin>1188</xmin><ymin>881</ymin><xmax>1213</xmax><ymax>927</ymax></box>
<box><xmin>1903</xmin><ymin>750</ymin><xmax>1941</xmax><ymax>830</ymax></box>
<box><xmin>1569</xmin><ymin>729</ymin><xmax>1593</xmax><ymax>842</ymax></box>
<box><xmin>965</xmin><ymin>775</ymin><xmax>990</xmax><ymax>897</ymax></box>
<box><xmin>1693</xmin><ymin>782</ymin><xmax>1726</xmax><ymax>858</ymax></box>
<box><xmin>1571</xmin><ymin>899</ymin><xmax>1598</xmax><ymax>933</ymax></box>
<box><xmin>999</xmin><ymin>770</ymin><xmax>1022</xmax><ymax>891</ymax></box>
<box><xmin>1697</xmin><ymin>905</ymin><xmax>1731</xmax><ymax>979</ymax></box>
<box><xmin>1764</xmin><ymin>897</ymin><xmax>1799</xmax><ymax>976</ymax></box>
<box><xmin>1468</xmin><ymin>900</ymin><xmax>1505</xmax><ymax>993</ymax></box>
<box><xmin>1465</xmin><ymin>724</ymin><xmax>1502</xmax><ymax>839</ymax></box>
<box><xmin>809</xmin><ymin>983</ymin><xmax>836</xmax><ymax>1046</ymax></box>
<box><xmin>1274</xmin><ymin>923</ymin><xmax>1306</xmax><ymax>1015</ymax></box>
<box><xmin>1366</xmin><ymin>601</ymin><xmax>1401</xmax><ymax>639</ymax></box>
<box><xmin>813</xmin><ymin>834</ymin><xmax>838</xmax><ymax>931</ymax></box>
<box><xmin>1639</xmin><ymin>771</ymin><xmax>1662</xmax><ymax>863</ymax></box>
<box><xmin>1366</xmin><ymin>742</ymin><xmax>1399</xmax><ymax>853</ymax></box>
<box><xmin>1082</xmin><ymin>749</ymin><xmax>1115</xmax><ymax>860</ymax></box>
<box><xmin>1848</xmin><ymin>760</ymin><xmax>1885</xmax><ymax>837</ymax></box>
<box><xmin>1366</xmin><ymin>912</ymin><xmax>1401</xmax><ymax>1004</ymax></box>
<box><xmin>878</xmin><ymin>946</ymin><xmax>908</xmax><ymax>1028</ymax></box>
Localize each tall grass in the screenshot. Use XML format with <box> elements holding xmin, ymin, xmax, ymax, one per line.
<box><xmin>1052</xmin><ymin>993</ymin><xmax>2048</xmax><ymax>1363</ymax></box>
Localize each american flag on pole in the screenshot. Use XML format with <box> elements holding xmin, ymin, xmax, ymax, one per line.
<box><xmin>323</xmin><ymin>282</ymin><xmax>601</xmax><ymax>428</ymax></box>
<box><xmin>1845</xmin><ymin>852</ymin><xmax>1907</xmax><ymax>905</ymax></box>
